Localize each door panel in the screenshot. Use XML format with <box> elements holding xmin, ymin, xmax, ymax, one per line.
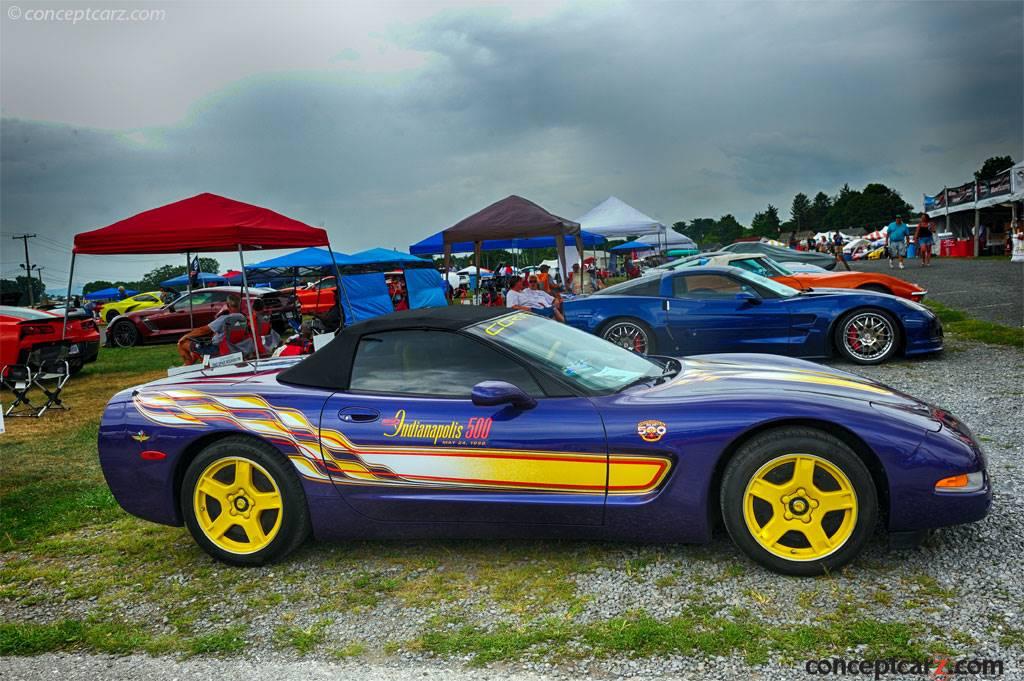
<box><xmin>665</xmin><ymin>273</ymin><xmax>791</xmax><ymax>355</ymax></box>
<box><xmin>319</xmin><ymin>393</ymin><xmax>608</xmax><ymax>525</ymax></box>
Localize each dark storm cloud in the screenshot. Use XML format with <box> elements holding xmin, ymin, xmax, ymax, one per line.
<box><xmin>1</xmin><ymin>1</ymin><xmax>1020</xmax><ymax>287</ymax></box>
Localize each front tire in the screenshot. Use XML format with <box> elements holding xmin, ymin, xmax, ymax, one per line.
<box><xmin>109</xmin><ymin>320</ymin><xmax>140</xmax><ymax>348</ymax></box>
<box><xmin>601</xmin><ymin>318</ymin><xmax>656</xmax><ymax>355</ymax></box>
<box><xmin>105</xmin><ymin>309</ymin><xmax>119</xmax><ymax>324</ymax></box>
<box><xmin>720</xmin><ymin>427</ymin><xmax>877</xmax><ymax>576</ymax></box>
<box><xmin>181</xmin><ymin>436</ymin><xmax>310</xmax><ymax>566</ymax></box>
<box><xmin>834</xmin><ymin>309</ymin><xmax>900</xmax><ymax>365</ymax></box>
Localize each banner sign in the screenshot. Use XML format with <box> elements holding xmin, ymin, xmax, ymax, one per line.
<box><xmin>977</xmin><ymin>171</ymin><xmax>1012</xmax><ymax>200</ymax></box>
<box><xmin>946</xmin><ymin>182</ymin><xmax>976</xmax><ymax>207</ymax></box>
<box><xmin>1013</xmin><ymin>162</ymin><xmax>1024</xmax><ymax>195</ymax></box>
<box><xmin>923</xmin><ymin>194</ymin><xmax>942</xmax><ymax>210</ymax></box>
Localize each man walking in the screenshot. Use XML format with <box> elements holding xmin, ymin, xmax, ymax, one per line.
<box><xmin>886</xmin><ymin>215</ymin><xmax>910</xmax><ymax>270</ymax></box>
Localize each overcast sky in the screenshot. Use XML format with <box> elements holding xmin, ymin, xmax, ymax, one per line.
<box><xmin>1</xmin><ymin>0</ymin><xmax>1021</xmax><ymax>288</ymax></box>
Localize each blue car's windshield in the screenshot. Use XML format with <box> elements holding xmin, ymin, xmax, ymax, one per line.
<box><xmin>466</xmin><ymin>312</ymin><xmax>664</xmax><ymax>393</ymax></box>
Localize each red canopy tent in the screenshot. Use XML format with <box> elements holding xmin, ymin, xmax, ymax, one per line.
<box><xmin>66</xmin><ymin>193</ymin><xmax>339</xmax><ymax>367</ymax></box>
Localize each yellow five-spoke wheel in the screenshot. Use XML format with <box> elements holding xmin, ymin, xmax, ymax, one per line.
<box><xmin>721</xmin><ymin>428</ymin><xmax>878</xmax><ymax>576</ymax></box>
<box><xmin>182</xmin><ymin>436</ymin><xmax>310</xmax><ymax>566</ymax></box>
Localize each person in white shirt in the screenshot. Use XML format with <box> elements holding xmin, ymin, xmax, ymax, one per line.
<box><xmin>506</xmin><ymin>275</ymin><xmax>564</xmax><ymax>322</ymax></box>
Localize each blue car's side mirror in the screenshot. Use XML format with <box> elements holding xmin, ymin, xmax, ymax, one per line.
<box><xmin>471</xmin><ymin>381</ymin><xmax>537</xmax><ymax>410</ymax></box>
<box><xmin>736</xmin><ymin>291</ymin><xmax>761</xmax><ymax>304</ymax></box>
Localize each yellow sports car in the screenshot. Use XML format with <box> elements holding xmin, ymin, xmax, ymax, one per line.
<box><xmin>100</xmin><ymin>291</ymin><xmax>166</xmax><ymax>323</ymax></box>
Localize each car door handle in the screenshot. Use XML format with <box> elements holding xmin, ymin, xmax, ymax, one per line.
<box><xmin>338</xmin><ymin>407</ymin><xmax>380</xmax><ymax>423</ymax></box>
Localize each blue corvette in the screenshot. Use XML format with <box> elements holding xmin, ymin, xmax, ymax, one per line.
<box><xmin>563</xmin><ymin>266</ymin><xmax>943</xmax><ymax>365</ymax></box>
<box><xmin>98</xmin><ymin>307</ymin><xmax>988</xmax><ymax>576</ymax></box>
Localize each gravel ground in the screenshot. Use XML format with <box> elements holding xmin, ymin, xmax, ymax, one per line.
<box><xmin>849</xmin><ymin>257</ymin><xmax>1023</xmax><ymax>326</ymax></box>
<box><xmin>3</xmin><ymin>340</ymin><xmax>1023</xmax><ymax>680</ymax></box>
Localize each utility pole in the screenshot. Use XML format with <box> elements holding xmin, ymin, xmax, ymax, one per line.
<box><xmin>34</xmin><ymin>266</ymin><xmax>45</xmax><ymax>301</ymax></box>
<box><xmin>11</xmin><ymin>234</ymin><xmax>37</xmax><ymax>306</ymax></box>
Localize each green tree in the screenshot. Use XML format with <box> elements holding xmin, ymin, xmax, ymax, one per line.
<box><xmin>790</xmin><ymin>193</ymin><xmax>811</xmax><ymax>230</ymax></box>
<box><xmin>974</xmin><ymin>155</ymin><xmax>1014</xmax><ymax>182</ymax></box>
<box><xmin>0</xmin><ymin>276</ymin><xmax>46</xmax><ymax>306</ymax></box>
<box><xmin>677</xmin><ymin>218</ymin><xmax>717</xmax><ymax>246</ymax></box>
<box><xmin>714</xmin><ymin>214</ymin><xmax>745</xmax><ymax>244</ymax></box>
<box><xmin>138</xmin><ymin>258</ymin><xmax>220</xmax><ymax>290</ymax></box>
<box><xmin>750</xmin><ymin>205</ymin><xmax>781</xmax><ymax>238</ymax></box>
<box><xmin>824</xmin><ymin>183</ymin><xmax>914</xmax><ymax>232</ymax></box>
<box><xmin>808</xmin><ymin>192</ymin><xmax>832</xmax><ymax>230</ymax></box>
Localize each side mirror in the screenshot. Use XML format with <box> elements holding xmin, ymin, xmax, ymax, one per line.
<box><xmin>167</xmin><ymin>304</ymin><xmax>176</xmax><ymax>312</ymax></box>
<box><xmin>471</xmin><ymin>381</ymin><xmax>537</xmax><ymax>410</ymax></box>
<box><xmin>735</xmin><ymin>291</ymin><xmax>761</xmax><ymax>305</ymax></box>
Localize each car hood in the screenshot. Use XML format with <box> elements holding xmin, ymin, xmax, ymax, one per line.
<box><xmin>634</xmin><ymin>353</ymin><xmax>924</xmax><ymax>408</ymax></box>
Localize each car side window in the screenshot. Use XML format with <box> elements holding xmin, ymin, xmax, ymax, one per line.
<box><xmin>207</xmin><ymin>291</ymin><xmax>231</xmax><ymax>304</ymax></box>
<box><xmin>136</xmin><ymin>294</ymin><xmax>158</xmax><ymax>302</ymax></box>
<box><xmin>186</xmin><ymin>291</ymin><xmax>214</xmax><ymax>306</ymax></box>
<box><xmin>672</xmin><ymin>274</ymin><xmax>747</xmax><ymax>298</ymax></box>
<box><xmin>349</xmin><ymin>330</ymin><xmax>543</xmax><ymax>397</ymax></box>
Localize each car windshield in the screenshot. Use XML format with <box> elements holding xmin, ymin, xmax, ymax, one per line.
<box><xmin>729</xmin><ymin>267</ymin><xmax>800</xmax><ymax>298</ymax></box>
<box><xmin>760</xmin><ymin>257</ymin><xmax>794</xmax><ymax>276</ymax></box>
<box><xmin>465</xmin><ymin>312</ymin><xmax>665</xmax><ymax>393</ymax></box>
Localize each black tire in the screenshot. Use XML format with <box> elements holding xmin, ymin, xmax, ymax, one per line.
<box><xmin>68</xmin><ymin>360</ymin><xmax>84</xmax><ymax>376</ymax></box>
<box><xmin>105</xmin><ymin>309</ymin><xmax>119</xmax><ymax>324</ymax></box>
<box><xmin>181</xmin><ymin>436</ymin><xmax>310</xmax><ymax>566</ymax></box>
<box><xmin>720</xmin><ymin>427</ymin><xmax>878</xmax><ymax>576</ymax></box>
<box><xmin>833</xmin><ymin>309</ymin><xmax>900</xmax><ymax>365</ymax></box>
<box><xmin>858</xmin><ymin>284</ymin><xmax>891</xmax><ymax>295</ymax></box>
<box><xmin>600</xmin><ymin>318</ymin><xmax>656</xmax><ymax>355</ymax></box>
<box><xmin>109</xmin><ymin>320</ymin><xmax>140</xmax><ymax>348</ymax></box>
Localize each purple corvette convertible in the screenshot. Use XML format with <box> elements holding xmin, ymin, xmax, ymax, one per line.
<box><xmin>98</xmin><ymin>306</ymin><xmax>990</xmax><ymax>575</ymax></box>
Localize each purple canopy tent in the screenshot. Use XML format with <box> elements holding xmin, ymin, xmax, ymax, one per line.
<box><xmin>440</xmin><ymin>195</ymin><xmax>590</xmax><ymax>293</ymax></box>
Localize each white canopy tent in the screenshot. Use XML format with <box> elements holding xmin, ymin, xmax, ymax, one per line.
<box><xmin>576</xmin><ymin>196</ymin><xmax>670</xmax><ymax>249</ymax></box>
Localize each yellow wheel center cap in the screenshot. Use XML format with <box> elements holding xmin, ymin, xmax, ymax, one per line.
<box><xmin>234</xmin><ymin>497</ymin><xmax>249</xmax><ymax>511</ymax></box>
<box><xmin>790</xmin><ymin>498</ymin><xmax>808</xmax><ymax>514</ymax></box>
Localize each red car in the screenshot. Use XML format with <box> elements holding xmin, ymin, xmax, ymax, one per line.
<box><xmin>279</xmin><ymin>277</ymin><xmax>337</xmax><ymax>315</ymax></box>
<box><xmin>106</xmin><ymin>286</ymin><xmax>297</xmax><ymax>348</ymax></box>
<box><xmin>0</xmin><ymin>306</ymin><xmax>101</xmax><ymax>374</ymax></box>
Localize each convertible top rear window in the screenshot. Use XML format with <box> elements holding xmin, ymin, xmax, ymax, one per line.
<box><xmin>594</xmin><ymin>276</ymin><xmax>662</xmax><ymax>297</ymax></box>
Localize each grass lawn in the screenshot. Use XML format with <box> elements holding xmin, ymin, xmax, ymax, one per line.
<box><xmin>924</xmin><ymin>300</ymin><xmax>1023</xmax><ymax>348</ymax></box>
<box><xmin>0</xmin><ymin>322</ymin><xmax>1018</xmax><ymax>665</ymax></box>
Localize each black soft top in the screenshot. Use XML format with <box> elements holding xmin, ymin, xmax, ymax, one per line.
<box><xmin>277</xmin><ymin>306</ymin><xmax>513</xmax><ymax>390</ymax></box>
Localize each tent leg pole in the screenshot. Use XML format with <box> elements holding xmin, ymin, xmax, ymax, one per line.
<box><xmin>328</xmin><ymin>248</ymin><xmax>349</xmax><ymax>331</ymax></box>
<box><xmin>62</xmin><ymin>252</ymin><xmax>76</xmax><ymax>340</ymax></box>
<box><xmin>186</xmin><ymin>251</ymin><xmax>194</xmax><ymax>329</ymax></box>
<box><xmin>238</xmin><ymin>245</ymin><xmax>258</xmax><ymax>372</ymax></box>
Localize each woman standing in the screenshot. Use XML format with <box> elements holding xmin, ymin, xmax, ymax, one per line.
<box><xmin>914</xmin><ymin>213</ymin><xmax>935</xmax><ymax>267</ymax></box>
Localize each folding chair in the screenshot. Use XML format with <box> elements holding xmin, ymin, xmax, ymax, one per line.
<box><xmin>31</xmin><ymin>345</ymin><xmax>71</xmax><ymax>417</ymax></box>
<box><xmin>2</xmin><ymin>363</ymin><xmax>37</xmax><ymax>417</ymax></box>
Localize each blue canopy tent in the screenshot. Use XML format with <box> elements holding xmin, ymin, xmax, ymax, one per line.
<box><xmin>338</xmin><ymin>248</ymin><xmax>445</xmax><ymax>321</ymax></box>
<box><xmin>85</xmin><ymin>287</ymin><xmax>137</xmax><ymax>300</ymax></box>
<box><xmin>160</xmin><ymin>272</ymin><xmax>229</xmax><ymax>288</ymax></box>
<box><xmin>243</xmin><ymin>247</ymin><xmax>353</xmax><ymax>273</ymax></box>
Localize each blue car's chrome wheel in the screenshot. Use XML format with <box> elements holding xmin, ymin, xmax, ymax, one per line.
<box><xmin>602</xmin><ymin>320</ymin><xmax>653</xmax><ymax>355</ymax></box>
<box><xmin>837</xmin><ymin>310</ymin><xmax>898</xmax><ymax>365</ymax></box>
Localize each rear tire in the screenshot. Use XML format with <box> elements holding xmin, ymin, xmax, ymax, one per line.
<box><xmin>181</xmin><ymin>436</ymin><xmax>310</xmax><ymax>566</ymax></box>
<box><xmin>109</xmin><ymin>320</ymin><xmax>140</xmax><ymax>348</ymax></box>
<box><xmin>720</xmin><ymin>427</ymin><xmax>877</xmax><ymax>576</ymax></box>
<box><xmin>601</xmin><ymin>318</ymin><xmax>656</xmax><ymax>355</ymax></box>
<box><xmin>105</xmin><ymin>310</ymin><xmax>119</xmax><ymax>324</ymax></box>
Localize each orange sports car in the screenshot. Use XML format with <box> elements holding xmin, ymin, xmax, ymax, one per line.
<box><xmin>659</xmin><ymin>252</ymin><xmax>926</xmax><ymax>301</ymax></box>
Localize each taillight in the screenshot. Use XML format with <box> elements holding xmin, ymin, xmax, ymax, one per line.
<box><xmin>82</xmin><ymin>321</ymin><xmax>97</xmax><ymax>331</ymax></box>
<box><xmin>20</xmin><ymin>324</ymin><xmax>53</xmax><ymax>338</ymax></box>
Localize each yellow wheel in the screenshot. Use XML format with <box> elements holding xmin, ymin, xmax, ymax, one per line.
<box><xmin>721</xmin><ymin>427</ymin><xmax>877</xmax><ymax>575</ymax></box>
<box><xmin>743</xmin><ymin>454</ymin><xmax>857</xmax><ymax>561</ymax></box>
<box><xmin>193</xmin><ymin>457</ymin><xmax>283</xmax><ymax>555</ymax></box>
<box><xmin>182</xmin><ymin>436</ymin><xmax>310</xmax><ymax>566</ymax></box>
